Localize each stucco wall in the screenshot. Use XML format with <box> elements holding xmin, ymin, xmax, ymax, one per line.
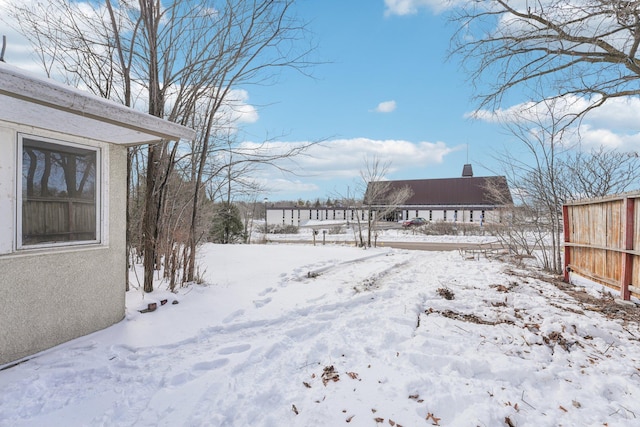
<box><xmin>0</xmin><ymin>131</ymin><xmax>126</xmax><ymax>365</ymax></box>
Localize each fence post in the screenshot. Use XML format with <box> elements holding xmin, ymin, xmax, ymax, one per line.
<box><xmin>621</xmin><ymin>196</ymin><xmax>635</xmax><ymax>300</ymax></box>
<box><xmin>562</xmin><ymin>204</ymin><xmax>571</xmax><ymax>283</ymax></box>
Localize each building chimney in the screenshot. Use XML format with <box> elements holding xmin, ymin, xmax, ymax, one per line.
<box><xmin>462</xmin><ymin>164</ymin><xmax>473</xmax><ymax>177</ymax></box>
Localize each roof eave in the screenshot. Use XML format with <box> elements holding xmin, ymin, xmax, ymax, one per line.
<box><xmin>0</xmin><ymin>63</ymin><xmax>195</xmax><ymax>145</ymax></box>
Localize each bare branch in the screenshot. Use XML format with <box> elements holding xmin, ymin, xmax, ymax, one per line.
<box><xmin>450</xmin><ymin>0</ymin><xmax>640</xmax><ymax>119</ymax></box>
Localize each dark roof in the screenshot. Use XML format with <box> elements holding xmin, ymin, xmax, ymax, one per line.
<box><xmin>369</xmin><ymin>176</ymin><xmax>513</xmax><ymax>206</ymax></box>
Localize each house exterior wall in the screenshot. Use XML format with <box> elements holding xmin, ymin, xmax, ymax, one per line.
<box><xmin>0</xmin><ymin>122</ymin><xmax>126</xmax><ymax>365</ymax></box>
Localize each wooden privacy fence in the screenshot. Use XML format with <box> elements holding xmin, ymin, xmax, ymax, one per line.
<box><xmin>563</xmin><ymin>191</ymin><xmax>640</xmax><ymax>300</ymax></box>
<box><xmin>22</xmin><ymin>198</ymin><xmax>96</xmax><ymax>244</ymax></box>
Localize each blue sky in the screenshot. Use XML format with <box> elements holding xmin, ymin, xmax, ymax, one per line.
<box><xmin>237</xmin><ymin>0</ymin><xmax>503</xmax><ymax>201</ymax></box>
<box><xmin>3</xmin><ymin>0</ymin><xmax>639</xmax><ymax>202</ymax></box>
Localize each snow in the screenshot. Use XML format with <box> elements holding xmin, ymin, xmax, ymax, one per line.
<box><xmin>2</xmin><ymin>238</ymin><xmax>640</xmax><ymax>426</ymax></box>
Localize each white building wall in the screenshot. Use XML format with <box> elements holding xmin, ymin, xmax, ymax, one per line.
<box><xmin>265</xmin><ymin>206</ymin><xmax>504</xmax><ymax>228</ymax></box>
<box><xmin>0</xmin><ymin>122</ymin><xmax>126</xmax><ymax>365</ymax></box>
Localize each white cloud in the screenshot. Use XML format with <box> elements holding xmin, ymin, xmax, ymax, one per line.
<box><xmin>580</xmin><ymin>97</ymin><xmax>640</xmax><ymax>131</ymax></box>
<box><xmin>255</xmin><ymin>177</ymin><xmax>320</xmax><ymax>195</ymax></box>
<box><xmin>384</xmin><ymin>0</ymin><xmax>462</xmax><ymax>16</ymax></box>
<box><xmin>373</xmin><ymin>100</ymin><xmax>397</xmax><ymax>113</ymax></box>
<box><xmin>577</xmin><ymin>124</ymin><xmax>640</xmax><ymax>152</ymax></box>
<box><xmin>467</xmin><ymin>95</ymin><xmax>640</xmax><ymax>153</ymax></box>
<box><xmin>239</xmin><ymin>137</ymin><xmax>458</xmax><ymax>198</ymax></box>
<box><xmin>223</xmin><ymin>89</ymin><xmax>259</xmax><ymax>125</ymax></box>
<box><xmin>281</xmin><ymin>137</ymin><xmax>453</xmax><ymax>176</ymax></box>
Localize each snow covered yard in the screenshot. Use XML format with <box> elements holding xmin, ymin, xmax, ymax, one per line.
<box><xmin>1</xmin><ymin>243</ymin><xmax>640</xmax><ymax>426</ymax></box>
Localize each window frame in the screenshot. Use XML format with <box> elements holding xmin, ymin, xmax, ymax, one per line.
<box><xmin>17</xmin><ymin>133</ymin><xmax>102</xmax><ymax>250</ymax></box>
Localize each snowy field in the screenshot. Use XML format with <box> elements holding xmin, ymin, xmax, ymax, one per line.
<box><xmin>1</xmin><ymin>239</ymin><xmax>640</xmax><ymax>426</ymax></box>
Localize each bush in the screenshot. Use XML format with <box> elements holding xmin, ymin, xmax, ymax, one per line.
<box><xmin>415</xmin><ymin>221</ymin><xmax>488</xmax><ymax>236</ymax></box>
<box><xmin>327</xmin><ymin>226</ymin><xmax>344</xmax><ymax>235</ymax></box>
<box><xmin>269</xmin><ymin>224</ymin><xmax>299</xmax><ymax>234</ymax></box>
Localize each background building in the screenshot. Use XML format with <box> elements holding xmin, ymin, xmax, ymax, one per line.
<box><xmin>265</xmin><ymin>165</ymin><xmax>513</xmax><ymax>227</ymax></box>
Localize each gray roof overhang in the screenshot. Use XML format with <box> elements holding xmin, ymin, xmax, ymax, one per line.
<box><xmin>0</xmin><ymin>63</ymin><xmax>195</xmax><ymax>146</ymax></box>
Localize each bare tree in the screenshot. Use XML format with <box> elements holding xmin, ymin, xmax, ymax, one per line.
<box><xmin>360</xmin><ymin>157</ymin><xmax>413</xmax><ymax>248</ymax></box>
<box><xmin>561</xmin><ymin>146</ymin><xmax>640</xmax><ymax>199</ymax></box>
<box><xmin>489</xmin><ymin>99</ymin><xmax>572</xmax><ymax>273</ymax></box>
<box><xmin>489</xmin><ymin>99</ymin><xmax>640</xmax><ymax>273</ymax></box>
<box><xmin>451</xmin><ymin>0</ymin><xmax>640</xmax><ymax>125</ymax></box>
<box><xmin>7</xmin><ymin>0</ymin><xmax>317</xmax><ymax>292</ymax></box>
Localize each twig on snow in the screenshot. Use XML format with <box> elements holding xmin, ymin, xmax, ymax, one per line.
<box><xmin>610</xmin><ymin>405</ymin><xmax>636</xmax><ymax>418</ymax></box>
<box><xmin>521</xmin><ymin>391</ymin><xmax>536</xmax><ymax>410</ymax></box>
<box><xmin>454</xmin><ymin>324</ymin><xmax>469</xmax><ymax>334</ymax></box>
<box><xmin>604</xmin><ymin>342</ymin><xmax>614</xmax><ymax>354</ymax></box>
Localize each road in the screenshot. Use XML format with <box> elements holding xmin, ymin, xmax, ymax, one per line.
<box><xmin>266</xmin><ymin>239</ymin><xmax>505</xmax><ymax>252</ymax></box>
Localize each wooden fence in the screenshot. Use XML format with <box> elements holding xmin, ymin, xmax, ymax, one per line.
<box><xmin>22</xmin><ymin>198</ymin><xmax>96</xmax><ymax>244</ymax></box>
<box><xmin>563</xmin><ymin>191</ymin><xmax>640</xmax><ymax>300</ymax></box>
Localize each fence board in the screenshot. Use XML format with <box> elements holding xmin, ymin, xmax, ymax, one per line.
<box><xmin>564</xmin><ymin>191</ymin><xmax>639</xmax><ymax>300</ymax></box>
<box><xmin>22</xmin><ymin>198</ymin><xmax>96</xmax><ymax>244</ymax></box>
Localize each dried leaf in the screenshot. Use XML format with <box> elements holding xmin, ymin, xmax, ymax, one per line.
<box><xmin>408</xmin><ymin>394</ymin><xmax>419</xmax><ymax>400</ymax></box>
<box><xmin>347</xmin><ymin>372</ymin><xmax>359</xmax><ymax>380</ymax></box>
<box><xmin>292</xmin><ymin>404</ymin><xmax>299</xmax><ymax>415</ymax></box>
<box><xmin>303</xmin><ymin>382</ymin><xmax>311</xmax><ymax>388</ymax></box>
<box><xmin>321</xmin><ymin>365</ymin><xmax>340</xmax><ymax>386</ymax></box>
<box><xmin>426</xmin><ymin>413</ymin><xmax>441</xmax><ymax>426</ymax></box>
<box><xmin>572</xmin><ymin>400</ymin><xmax>582</xmax><ymax>408</ymax></box>
<box><xmin>559</xmin><ymin>405</ymin><xmax>567</xmax><ymax>412</ymax></box>
<box><xmin>388</xmin><ymin>419</ymin><xmax>396</xmax><ymax>426</ymax></box>
<box><xmin>374</xmin><ymin>417</ymin><xmax>384</xmax><ymax>423</ymax></box>
<box><xmin>346</xmin><ymin>415</ymin><xmax>354</xmax><ymax>423</ymax></box>
<box><xmin>504</xmin><ymin>416</ymin><xmax>515</xmax><ymax>427</ymax></box>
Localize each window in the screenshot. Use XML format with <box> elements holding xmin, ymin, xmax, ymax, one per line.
<box><xmin>19</xmin><ymin>135</ymin><xmax>100</xmax><ymax>247</ymax></box>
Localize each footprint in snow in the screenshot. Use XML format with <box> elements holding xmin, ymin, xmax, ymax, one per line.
<box><xmin>192</xmin><ymin>358</ymin><xmax>230</xmax><ymax>371</ymax></box>
<box><xmin>169</xmin><ymin>358</ymin><xmax>232</xmax><ymax>386</ymax></box>
<box><xmin>258</xmin><ymin>287</ymin><xmax>276</xmax><ymax>296</ymax></box>
<box><xmin>222</xmin><ymin>309</ymin><xmax>245</xmax><ymax>323</ymax></box>
<box><xmin>217</xmin><ymin>343</ymin><xmax>251</xmax><ymax>355</ymax></box>
<box><xmin>253</xmin><ymin>297</ymin><xmax>272</xmax><ymax>308</ymax></box>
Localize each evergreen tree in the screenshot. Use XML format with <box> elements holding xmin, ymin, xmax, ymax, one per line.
<box><xmin>209</xmin><ymin>202</ymin><xmax>245</xmax><ymax>244</ymax></box>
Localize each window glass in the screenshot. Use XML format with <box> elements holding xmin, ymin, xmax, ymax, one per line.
<box><xmin>21</xmin><ymin>136</ymin><xmax>99</xmax><ymax>246</ymax></box>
